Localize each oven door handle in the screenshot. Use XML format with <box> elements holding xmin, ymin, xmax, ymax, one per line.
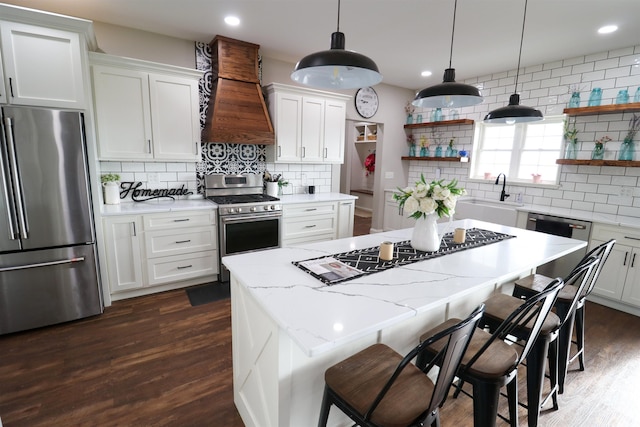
<box><xmin>221</xmin><ymin>213</ymin><xmax>282</xmax><ymax>223</ymax></box>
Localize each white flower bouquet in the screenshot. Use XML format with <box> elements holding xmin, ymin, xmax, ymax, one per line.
<box><xmin>393</xmin><ymin>175</ymin><xmax>466</xmax><ymax>219</ymax></box>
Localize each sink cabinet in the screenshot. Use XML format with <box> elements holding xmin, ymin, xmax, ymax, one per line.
<box><xmin>589</xmin><ymin>223</ymin><xmax>640</xmax><ymax>315</ymax></box>
<box><xmin>90</xmin><ymin>53</ymin><xmax>202</xmax><ymax>161</ymax></box>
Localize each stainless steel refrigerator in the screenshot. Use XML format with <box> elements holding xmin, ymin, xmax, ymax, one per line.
<box><xmin>0</xmin><ymin>106</ymin><xmax>102</xmax><ymax>335</ymax></box>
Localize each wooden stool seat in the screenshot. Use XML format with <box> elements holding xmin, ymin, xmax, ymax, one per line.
<box><xmin>484</xmin><ymin>293</ymin><xmax>561</xmax><ymax>336</ymax></box>
<box><xmin>325</xmin><ymin>343</ymin><xmax>434</xmax><ymax>427</ymax></box>
<box><xmin>420</xmin><ymin>318</ymin><xmax>518</xmax><ymax>381</ymax></box>
<box><xmin>516</xmin><ymin>274</ymin><xmax>578</xmax><ymax>302</ymax></box>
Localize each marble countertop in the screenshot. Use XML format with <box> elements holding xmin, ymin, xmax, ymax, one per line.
<box><xmin>277</xmin><ymin>192</ymin><xmax>358</xmax><ymax>204</ymax></box>
<box><xmin>100</xmin><ymin>192</ymin><xmax>357</xmax><ymax>216</ymax></box>
<box><xmin>100</xmin><ymin>198</ymin><xmax>216</xmax><ymax>216</ymax></box>
<box><xmin>222</xmin><ymin>219</ymin><xmax>586</xmax><ymax>357</ymax></box>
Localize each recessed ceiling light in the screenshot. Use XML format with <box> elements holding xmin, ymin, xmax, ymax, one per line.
<box><xmin>224</xmin><ymin>16</ymin><xmax>240</xmax><ymax>26</ymax></box>
<box><xmin>598</xmin><ymin>25</ymin><xmax>618</xmax><ymax>34</ymax></box>
<box><xmin>421</xmin><ymin>70</ymin><xmax>433</xmax><ymax>77</ymax></box>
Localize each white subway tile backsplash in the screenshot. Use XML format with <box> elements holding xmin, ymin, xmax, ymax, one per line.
<box><xmin>605</xmin><ymin>66</ymin><xmax>631</xmax><ymax>79</ymax></box>
<box><xmin>551</xmin><ymin>199</ymin><xmax>572</xmax><ymax>209</ymax></box>
<box><xmin>584</xmin><ymin>193</ymin><xmax>608</xmax><ymax>204</ymax></box>
<box><xmin>609</xmin><ymin>47</ymin><xmax>636</xmax><ymax>58</ymax></box>
<box><xmin>585</xmin><ymin>52</ymin><xmax>608</xmax><ymax>62</ymax></box>
<box><xmin>144</xmin><ymin>163</ymin><xmax>167</xmax><ymax>172</ymax></box>
<box><xmin>594</xmin><ymin>203</ymin><xmax>619</xmax><ymax>214</ymax></box>
<box><xmin>618</xmin><ymin>206</ymin><xmax>640</xmax><ymax>217</ymax></box>
<box><xmin>571</xmin><ymin>201</ymin><xmax>595</xmax><ymax>211</ymax></box>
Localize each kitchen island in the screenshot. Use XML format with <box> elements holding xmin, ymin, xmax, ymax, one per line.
<box><xmin>222</xmin><ymin>219</ymin><xmax>587</xmax><ymax>427</ymax></box>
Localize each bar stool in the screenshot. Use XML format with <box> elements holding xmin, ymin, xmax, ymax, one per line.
<box><xmin>482</xmin><ymin>257</ymin><xmax>598</xmax><ymax>427</ymax></box>
<box><xmin>512</xmin><ymin>239</ymin><xmax>615</xmax><ymax>392</ymax></box>
<box><xmin>318</xmin><ymin>305</ymin><xmax>484</xmax><ymax>427</ymax></box>
<box><xmin>417</xmin><ymin>279</ymin><xmax>563</xmax><ymax>427</ymax></box>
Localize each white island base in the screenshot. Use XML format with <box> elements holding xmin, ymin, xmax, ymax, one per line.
<box><xmin>225</xmin><ymin>220</ymin><xmax>586</xmax><ymax>426</ymax></box>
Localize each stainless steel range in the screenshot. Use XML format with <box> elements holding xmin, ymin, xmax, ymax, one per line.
<box><xmin>205</xmin><ymin>174</ymin><xmax>282</xmax><ymax>282</ymax></box>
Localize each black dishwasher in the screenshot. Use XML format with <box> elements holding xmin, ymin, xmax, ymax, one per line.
<box><xmin>526</xmin><ymin>212</ymin><xmax>592</xmax><ymax>278</ymax></box>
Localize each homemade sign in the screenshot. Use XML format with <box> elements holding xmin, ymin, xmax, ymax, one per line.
<box><xmin>119</xmin><ymin>182</ymin><xmax>193</xmax><ymax>202</ymax></box>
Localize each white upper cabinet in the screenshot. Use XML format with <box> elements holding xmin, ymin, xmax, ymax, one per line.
<box><xmin>90</xmin><ymin>53</ymin><xmax>202</xmax><ymax>162</ymax></box>
<box><xmin>0</xmin><ymin>21</ymin><xmax>85</xmax><ymax>109</ymax></box>
<box><xmin>265</xmin><ymin>83</ymin><xmax>350</xmax><ymax>164</ymax></box>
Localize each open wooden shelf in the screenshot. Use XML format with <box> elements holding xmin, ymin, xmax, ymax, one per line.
<box><xmin>404</xmin><ymin>119</ymin><xmax>474</xmax><ymax>129</ymax></box>
<box><xmin>401</xmin><ymin>156</ymin><xmax>469</xmax><ymax>162</ymax></box>
<box><xmin>563</xmin><ymin>102</ymin><xmax>640</xmax><ymax>117</ymax></box>
<box><xmin>556</xmin><ymin>159</ymin><xmax>640</xmax><ymax>167</ymax></box>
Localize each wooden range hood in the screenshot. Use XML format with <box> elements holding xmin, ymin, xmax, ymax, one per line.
<box><xmin>202</xmin><ymin>35</ymin><xmax>274</xmax><ymax>145</ymax></box>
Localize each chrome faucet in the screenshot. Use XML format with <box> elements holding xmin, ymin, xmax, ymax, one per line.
<box><xmin>495</xmin><ymin>173</ymin><xmax>510</xmax><ymax>201</ymax></box>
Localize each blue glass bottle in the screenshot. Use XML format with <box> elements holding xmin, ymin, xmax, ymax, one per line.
<box><xmin>434</xmin><ymin>108</ymin><xmax>443</xmax><ymax>122</ymax></box>
<box><xmin>616</xmin><ymin>89</ymin><xmax>629</xmax><ymax>104</ymax></box>
<box><xmin>435</xmin><ymin>145</ymin><xmax>443</xmax><ymax>157</ymax></box>
<box><xmin>588</xmin><ymin>88</ymin><xmax>602</xmax><ymax>107</ymax></box>
<box><xmin>568</xmin><ymin>92</ymin><xmax>580</xmax><ymax>108</ymax></box>
<box><xmin>634</xmin><ymin>87</ymin><xmax>640</xmax><ymax>103</ymax></box>
<box><xmin>409</xmin><ymin>144</ymin><xmax>416</xmax><ymax>157</ymax></box>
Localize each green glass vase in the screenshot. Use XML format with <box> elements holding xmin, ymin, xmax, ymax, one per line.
<box><xmin>619</xmin><ymin>138</ymin><xmax>635</xmax><ymax>161</ymax></box>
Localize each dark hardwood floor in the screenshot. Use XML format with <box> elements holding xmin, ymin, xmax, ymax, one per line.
<box><xmin>1</xmin><ymin>223</ymin><xmax>639</xmax><ymax>426</ymax></box>
<box><xmin>353</xmin><ymin>212</ymin><xmax>372</xmax><ymax>236</ymax></box>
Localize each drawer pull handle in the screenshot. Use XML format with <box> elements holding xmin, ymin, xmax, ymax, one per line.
<box><xmin>305</xmin><ymin>208</ymin><xmax>318</xmax><ymax>212</ymax></box>
<box><xmin>624</xmin><ymin>236</ymin><xmax>640</xmax><ymax>241</ymax></box>
<box><xmin>175</xmin><ymin>240</ymin><xmax>191</xmax><ymax>244</ymax></box>
<box><xmin>633</xmin><ymin>253</ymin><xmax>637</xmax><ymax>268</ymax></box>
<box><xmin>174</xmin><ymin>218</ymin><xmax>190</xmax><ymax>222</ymax></box>
<box><xmin>304</xmin><ymin>224</ymin><xmax>317</xmax><ymax>228</ymax></box>
<box><xmin>624</xmin><ymin>252</ymin><xmax>629</xmax><ymax>266</ymax></box>
<box><xmin>177</xmin><ymin>265</ymin><xmax>192</xmax><ymax>270</ymax></box>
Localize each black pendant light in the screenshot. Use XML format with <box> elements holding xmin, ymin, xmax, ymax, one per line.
<box><xmin>413</xmin><ymin>0</ymin><xmax>483</xmax><ymax>108</ymax></box>
<box><xmin>484</xmin><ymin>0</ymin><xmax>543</xmax><ymax>123</ymax></box>
<box><xmin>290</xmin><ymin>0</ymin><xmax>382</xmax><ymax>89</ymax></box>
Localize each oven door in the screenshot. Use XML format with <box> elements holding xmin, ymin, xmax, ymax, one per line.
<box><xmin>219</xmin><ymin>212</ymin><xmax>281</xmax><ymax>281</ymax></box>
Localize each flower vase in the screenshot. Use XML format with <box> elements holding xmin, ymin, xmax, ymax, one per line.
<box><xmin>406</xmin><ymin>114</ymin><xmax>413</xmax><ymax>124</ymax></box>
<box><xmin>591</xmin><ymin>145</ymin><xmax>604</xmax><ymax>160</ymax></box>
<box><xmin>435</xmin><ymin>146</ymin><xmax>443</xmax><ymax>157</ymax></box>
<box><xmin>420</xmin><ymin>147</ymin><xmax>427</xmax><ymax>157</ymax></box>
<box><xmin>445</xmin><ymin>146</ymin><xmax>454</xmax><ymax>157</ymax></box>
<box><xmin>409</xmin><ymin>144</ymin><xmax>416</xmax><ymax>157</ymax></box>
<box><xmin>568</xmin><ymin>92</ymin><xmax>581</xmax><ymax>108</ymax></box>
<box><xmin>619</xmin><ymin>138</ymin><xmax>635</xmax><ymax>161</ymax></box>
<box><xmin>411</xmin><ymin>214</ymin><xmax>442</xmax><ymax>252</ymax></box>
<box><xmin>564</xmin><ymin>139</ymin><xmax>578</xmax><ymax>159</ymax></box>
<box><xmin>103</xmin><ymin>182</ymin><xmax>120</xmax><ymax>205</ymax></box>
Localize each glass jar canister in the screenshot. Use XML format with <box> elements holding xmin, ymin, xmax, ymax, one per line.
<box><xmin>433</xmin><ymin>108</ymin><xmax>443</xmax><ymax>122</ymax></box>
<box><xmin>564</xmin><ymin>139</ymin><xmax>578</xmax><ymax>159</ymax></box>
<box><xmin>634</xmin><ymin>87</ymin><xmax>640</xmax><ymax>103</ymax></box>
<box><xmin>619</xmin><ymin>139</ymin><xmax>635</xmax><ymax>161</ymax></box>
<box><xmin>568</xmin><ymin>92</ymin><xmax>581</xmax><ymax>108</ymax></box>
<box><xmin>435</xmin><ymin>145</ymin><xmax>443</xmax><ymax>157</ymax></box>
<box><xmin>591</xmin><ymin>144</ymin><xmax>605</xmax><ymax>160</ymax></box>
<box><xmin>588</xmin><ymin>88</ymin><xmax>602</xmax><ymax>107</ymax></box>
<box><xmin>409</xmin><ymin>144</ymin><xmax>416</xmax><ymax>157</ymax></box>
<box><xmin>616</xmin><ymin>89</ymin><xmax>629</xmax><ymax>104</ymax></box>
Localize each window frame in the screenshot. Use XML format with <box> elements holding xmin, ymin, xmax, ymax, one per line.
<box><xmin>470</xmin><ymin>114</ymin><xmax>565</xmax><ymax>185</ymax></box>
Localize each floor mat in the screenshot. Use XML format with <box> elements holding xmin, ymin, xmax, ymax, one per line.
<box><xmin>186</xmin><ymin>282</ymin><xmax>230</xmax><ymax>306</ymax></box>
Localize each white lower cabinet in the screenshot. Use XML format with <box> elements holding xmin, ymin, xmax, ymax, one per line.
<box><xmin>337</xmin><ymin>200</ymin><xmax>355</xmax><ymax>238</ymax></box>
<box><xmin>589</xmin><ymin>223</ymin><xmax>640</xmax><ymax>315</ymax></box>
<box><xmin>103</xmin><ymin>216</ymin><xmax>144</xmax><ymax>293</ymax></box>
<box><xmin>102</xmin><ymin>210</ymin><xmax>218</xmax><ymax>299</ymax></box>
<box><xmin>282</xmin><ymin>202</ymin><xmax>338</xmax><ymax>246</ymax></box>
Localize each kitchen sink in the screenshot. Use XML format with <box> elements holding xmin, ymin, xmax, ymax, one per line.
<box><xmin>454</xmin><ymin>197</ymin><xmax>521</xmax><ymax>227</ymax></box>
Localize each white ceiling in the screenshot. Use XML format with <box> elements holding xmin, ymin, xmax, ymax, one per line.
<box><xmin>5</xmin><ymin>0</ymin><xmax>640</xmax><ymax>91</ymax></box>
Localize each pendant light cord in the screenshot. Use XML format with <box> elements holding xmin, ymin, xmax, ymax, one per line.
<box><xmin>514</xmin><ymin>0</ymin><xmax>528</xmax><ymax>93</ymax></box>
<box><xmin>336</xmin><ymin>0</ymin><xmax>341</xmax><ymax>32</ymax></box>
<box><xmin>448</xmin><ymin>0</ymin><xmax>457</xmax><ymax>69</ymax></box>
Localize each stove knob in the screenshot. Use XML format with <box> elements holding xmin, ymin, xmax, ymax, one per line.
<box><xmin>270</xmin><ymin>205</ymin><xmax>275</xmax><ymax>211</ymax></box>
<box><xmin>263</xmin><ymin>205</ymin><xmax>269</xmax><ymax>211</ymax></box>
<box><xmin>228</xmin><ymin>208</ymin><xmax>235</xmax><ymax>214</ymax></box>
<box><xmin>237</xmin><ymin>207</ymin><xmax>243</xmax><ymax>213</ymax></box>
<box><xmin>250</xmin><ymin>206</ymin><xmax>257</xmax><ymax>212</ymax></box>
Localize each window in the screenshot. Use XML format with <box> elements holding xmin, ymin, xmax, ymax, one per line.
<box><xmin>470</xmin><ymin>115</ymin><xmax>564</xmax><ymax>184</ymax></box>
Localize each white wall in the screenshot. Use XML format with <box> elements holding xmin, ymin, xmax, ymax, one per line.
<box><xmin>407</xmin><ymin>45</ymin><xmax>640</xmax><ymax>218</ymax></box>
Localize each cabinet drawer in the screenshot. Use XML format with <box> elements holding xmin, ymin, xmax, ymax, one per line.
<box><xmin>591</xmin><ymin>224</ymin><xmax>640</xmax><ymax>248</ymax></box>
<box><xmin>282</xmin><ymin>215</ymin><xmax>336</xmax><ymax>240</ymax></box>
<box><xmin>283</xmin><ymin>232</ymin><xmax>335</xmax><ymax>247</ymax></box>
<box><xmin>284</xmin><ymin>202</ymin><xmax>336</xmax><ymax>217</ymax></box>
<box><xmin>146</xmin><ymin>250</ymin><xmax>217</xmax><ymax>285</ymax></box>
<box><xmin>144</xmin><ymin>226</ymin><xmax>216</xmax><ymax>258</ymax></box>
<box><xmin>143</xmin><ymin>210</ymin><xmax>214</xmax><ymax>230</ymax></box>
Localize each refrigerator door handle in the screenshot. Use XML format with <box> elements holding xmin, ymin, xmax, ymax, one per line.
<box><xmin>4</xmin><ymin>117</ymin><xmax>28</xmax><ymax>239</ymax></box>
<box><xmin>0</xmin><ymin>256</ymin><xmax>86</xmax><ymax>272</ymax></box>
<box><xmin>0</xmin><ymin>119</ymin><xmax>19</xmax><ymax>240</ymax></box>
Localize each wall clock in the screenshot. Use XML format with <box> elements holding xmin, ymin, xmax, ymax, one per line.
<box><xmin>355</xmin><ymin>87</ymin><xmax>379</xmax><ymax>119</ymax></box>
